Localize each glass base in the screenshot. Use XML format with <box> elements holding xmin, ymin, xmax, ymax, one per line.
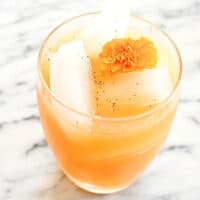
<box><xmin>64</xmin><ymin>170</ymin><xmax>130</xmax><ymax>194</ymax></box>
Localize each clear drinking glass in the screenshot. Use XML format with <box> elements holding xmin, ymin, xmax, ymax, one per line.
<box><xmin>37</xmin><ymin>12</ymin><xmax>182</xmax><ymax>194</ymax></box>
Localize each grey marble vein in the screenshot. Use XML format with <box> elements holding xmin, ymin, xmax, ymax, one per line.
<box><xmin>25</xmin><ymin>139</ymin><xmax>47</xmax><ymax>156</ymax></box>
<box><xmin>0</xmin><ymin>0</ymin><xmax>200</xmax><ymax>199</ymax></box>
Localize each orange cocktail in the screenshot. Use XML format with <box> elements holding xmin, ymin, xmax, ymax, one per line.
<box><xmin>37</xmin><ymin>12</ymin><xmax>182</xmax><ymax>193</ymax></box>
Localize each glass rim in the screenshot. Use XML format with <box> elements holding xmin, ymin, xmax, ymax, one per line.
<box><xmin>37</xmin><ymin>11</ymin><xmax>182</xmax><ymax>122</ymax></box>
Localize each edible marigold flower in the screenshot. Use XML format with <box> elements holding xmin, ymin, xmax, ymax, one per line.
<box><xmin>99</xmin><ymin>37</ymin><xmax>157</xmax><ymax>73</ymax></box>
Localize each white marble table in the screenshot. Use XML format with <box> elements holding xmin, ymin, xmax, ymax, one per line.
<box><xmin>0</xmin><ymin>0</ymin><xmax>200</xmax><ymax>199</ymax></box>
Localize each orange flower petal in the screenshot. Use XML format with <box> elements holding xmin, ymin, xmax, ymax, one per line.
<box><xmin>99</xmin><ymin>37</ymin><xmax>157</xmax><ymax>73</ymax></box>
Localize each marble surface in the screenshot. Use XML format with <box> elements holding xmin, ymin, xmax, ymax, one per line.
<box><xmin>0</xmin><ymin>0</ymin><xmax>200</xmax><ymax>199</ymax></box>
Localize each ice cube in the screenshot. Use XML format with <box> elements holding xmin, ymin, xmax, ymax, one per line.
<box><xmin>50</xmin><ymin>40</ymin><xmax>93</xmax><ymax>114</ymax></box>
<box><xmin>95</xmin><ymin>67</ymin><xmax>173</xmax><ymax>116</ymax></box>
<box><xmin>80</xmin><ymin>0</ymin><xmax>130</xmax><ymax>57</ymax></box>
